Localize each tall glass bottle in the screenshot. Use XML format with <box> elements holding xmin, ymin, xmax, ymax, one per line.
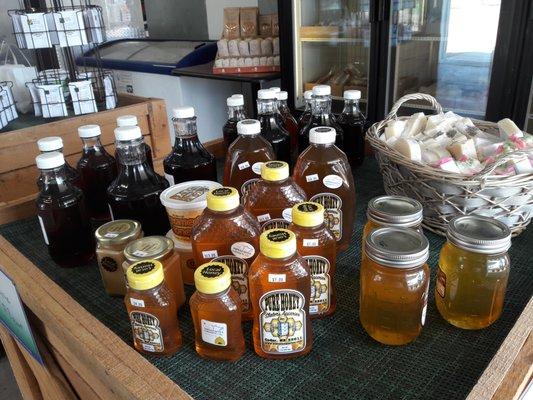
<box><xmin>337</xmin><ymin>90</ymin><xmax>366</xmax><ymax>168</ymax></box>
<box><xmin>115</xmin><ymin>115</ymin><xmax>154</xmax><ymax>168</ymax></box>
<box><xmin>276</xmin><ymin>91</ymin><xmax>299</xmax><ymax>165</ymax></box>
<box><xmin>163</xmin><ymin>106</ymin><xmax>217</xmax><ymax>186</ymax></box>
<box><xmin>76</xmin><ymin>125</ymin><xmax>118</xmax><ymax>222</ymax></box>
<box><xmin>37</xmin><ymin>136</ymin><xmax>82</xmax><ymax>189</ymax></box>
<box><xmin>223</xmin><ymin>95</ymin><xmax>247</xmax><ymax>149</ymax></box>
<box><xmin>107</xmin><ymin>126</ymin><xmax>170</xmax><ymax>236</ymax></box>
<box><xmin>35</xmin><ymin>152</ymin><xmax>94</xmax><ymax>267</ymax></box>
<box><xmin>296</xmin><ymin>90</ymin><xmax>313</xmax><ymax>134</ymax></box>
<box><xmin>298</xmin><ymin>85</ymin><xmax>344</xmax><ymax>154</ymax></box>
<box><xmin>257</xmin><ymin>89</ymin><xmax>291</xmax><ymax>165</ymax></box>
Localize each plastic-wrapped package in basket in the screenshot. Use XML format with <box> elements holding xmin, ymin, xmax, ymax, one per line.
<box><xmin>366</xmin><ymin>93</ymin><xmax>533</xmax><ymax>237</ymax></box>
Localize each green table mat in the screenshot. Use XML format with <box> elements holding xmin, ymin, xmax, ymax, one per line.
<box><xmin>1</xmin><ymin>157</ymin><xmax>532</xmax><ymax>400</ymax></box>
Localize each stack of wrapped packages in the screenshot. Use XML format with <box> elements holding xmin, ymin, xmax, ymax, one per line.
<box><xmin>214</xmin><ymin>7</ymin><xmax>279</xmax><ymax>73</ymax></box>
<box><xmin>381</xmin><ymin>112</ymin><xmax>533</xmax><ymax>176</ymax></box>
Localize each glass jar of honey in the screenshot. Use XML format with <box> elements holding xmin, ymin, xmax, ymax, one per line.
<box><xmin>167</xmin><ymin>230</ymin><xmax>196</xmax><ymax>286</ymax></box>
<box><xmin>95</xmin><ymin>219</ymin><xmax>142</xmax><ymax>296</ymax></box>
<box><xmin>124</xmin><ymin>236</ymin><xmax>186</xmax><ymax>308</ymax></box>
<box><xmin>436</xmin><ymin>215</ymin><xmax>511</xmax><ymax>330</ymax></box>
<box><xmin>189</xmin><ymin>262</ymin><xmax>245</xmax><ymax>361</ymax></box>
<box><xmin>125</xmin><ymin>260</ymin><xmax>182</xmax><ymax>356</ymax></box>
<box><xmin>360</xmin><ymin>227</ymin><xmax>430</xmax><ymax>345</ymax></box>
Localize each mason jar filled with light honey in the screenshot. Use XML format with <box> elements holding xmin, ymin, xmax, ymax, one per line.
<box><xmin>360</xmin><ymin>227</ymin><xmax>430</xmax><ymax>345</ymax></box>
<box><xmin>189</xmin><ymin>262</ymin><xmax>245</xmax><ymax>361</ymax></box>
<box><xmin>436</xmin><ymin>215</ymin><xmax>511</xmax><ymax>330</ymax></box>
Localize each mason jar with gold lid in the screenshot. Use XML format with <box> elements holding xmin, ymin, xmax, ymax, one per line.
<box><xmin>436</xmin><ymin>215</ymin><xmax>511</xmax><ymax>330</ymax></box>
<box><xmin>124</xmin><ymin>236</ymin><xmax>186</xmax><ymax>307</ymax></box>
<box><xmin>360</xmin><ymin>227</ymin><xmax>430</xmax><ymax>345</ymax></box>
<box><xmin>95</xmin><ymin>219</ymin><xmax>142</xmax><ymax>296</ymax></box>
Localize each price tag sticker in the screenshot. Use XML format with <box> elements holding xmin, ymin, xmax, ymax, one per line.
<box><xmin>268</xmin><ymin>274</ymin><xmax>286</xmax><ymax>283</ymax></box>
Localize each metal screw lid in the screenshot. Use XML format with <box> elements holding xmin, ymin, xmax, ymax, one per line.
<box><xmin>95</xmin><ymin>219</ymin><xmax>141</xmax><ymax>246</ymax></box>
<box><xmin>447</xmin><ymin>215</ymin><xmax>511</xmax><ymax>254</ymax></box>
<box><xmin>124</xmin><ymin>236</ymin><xmax>174</xmax><ymax>262</ymax></box>
<box><xmin>365</xmin><ymin>227</ymin><xmax>429</xmax><ymax>268</ymax></box>
<box><xmin>367</xmin><ymin>195</ymin><xmax>423</xmax><ymax>228</ymax></box>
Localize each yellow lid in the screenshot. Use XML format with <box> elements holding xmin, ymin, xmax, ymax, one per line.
<box><xmin>260</xmin><ymin>229</ymin><xmax>297</xmax><ymax>259</ymax></box>
<box><xmin>194</xmin><ymin>262</ymin><xmax>232</xmax><ymax>294</ymax></box>
<box><xmin>292</xmin><ymin>202</ymin><xmax>324</xmax><ymax>227</ymax></box>
<box><xmin>261</xmin><ymin>161</ymin><xmax>289</xmax><ymax>181</ymax></box>
<box><xmin>206</xmin><ymin>187</ymin><xmax>240</xmax><ymax>211</ymax></box>
<box><xmin>126</xmin><ymin>260</ymin><xmax>164</xmax><ymax>291</ymax></box>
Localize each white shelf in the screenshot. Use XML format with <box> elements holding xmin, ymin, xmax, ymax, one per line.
<box><xmin>300</xmin><ymin>37</ymin><xmax>367</xmax><ymax>44</ymax></box>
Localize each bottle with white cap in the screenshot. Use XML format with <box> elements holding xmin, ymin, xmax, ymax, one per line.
<box><xmin>297</xmin><ymin>90</ymin><xmax>314</xmax><ymax>133</ymax></box>
<box><xmin>115</xmin><ymin>115</ymin><xmax>154</xmax><ymax>168</ymax></box>
<box><xmin>76</xmin><ymin>124</ymin><xmax>118</xmax><ymax>222</ymax></box>
<box><xmin>36</xmin><ymin>136</ymin><xmax>82</xmax><ymax>190</ymax></box>
<box><xmin>293</xmin><ymin>126</ymin><xmax>355</xmax><ymax>251</ymax></box>
<box><xmin>275</xmin><ymin>91</ymin><xmax>299</xmax><ymax>164</ymax></box>
<box><xmin>108</xmin><ymin>125</ymin><xmax>170</xmax><ymax>236</ymax></box>
<box><xmin>223</xmin><ymin>119</ymin><xmax>275</xmax><ymax>196</ymax></box>
<box><xmin>337</xmin><ymin>89</ymin><xmax>366</xmax><ymax>168</ymax></box>
<box><xmin>256</xmin><ymin>89</ymin><xmax>291</xmax><ymax>165</ymax></box>
<box><xmin>35</xmin><ymin>151</ymin><xmax>94</xmax><ymax>267</ymax></box>
<box><xmin>298</xmin><ymin>85</ymin><xmax>344</xmax><ymax>154</ymax></box>
<box><xmin>222</xmin><ymin>94</ymin><xmax>248</xmax><ymax>148</ymax></box>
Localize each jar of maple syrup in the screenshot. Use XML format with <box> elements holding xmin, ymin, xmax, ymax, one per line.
<box><xmin>115</xmin><ymin>115</ymin><xmax>154</xmax><ymax>168</ymax></box>
<box><xmin>191</xmin><ymin>187</ymin><xmax>261</xmax><ymax>320</ymax></box>
<box><xmin>189</xmin><ymin>262</ymin><xmax>246</xmax><ymax>361</ymax></box>
<box><xmin>248</xmin><ymin>229</ymin><xmax>313</xmax><ymax>359</ymax></box>
<box><xmin>223</xmin><ymin>119</ymin><xmax>275</xmax><ymax>197</ymax></box>
<box><xmin>37</xmin><ymin>136</ymin><xmax>82</xmax><ymax>190</ymax></box>
<box><xmin>289</xmin><ymin>202</ymin><xmax>337</xmax><ymax>318</ymax></box>
<box><xmin>125</xmin><ymin>259</ymin><xmax>182</xmax><ymax>356</ymax></box>
<box><xmin>360</xmin><ymin>227</ymin><xmax>430</xmax><ymax>345</ymax></box>
<box><xmin>124</xmin><ymin>236</ymin><xmax>186</xmax><ymax>308</ymax></box>
<box><xmin>243</xmin><ymin>161</ymin><xmax>306</xmax><ymax>231</ymax></box>
<box><xmin>276</xmin><ymin>91</ymin><xmax>298</xmax><ymax>164</ymax></box>
<box><xmin>223</xmin><ymin>95</ymin><xmax>248</xmax><ymax>148</ymax></box>
<box><xmin>296</xmin><ymin>90</ymin><xmax>313</xmax><ymax>134</ymax></box>
<box><xmin>167</xmin><ymin>231</ymin><xmax>196</xmax><ymax>286</ymax></box>
<box><xmin>257</xmin><ymin>89</ymin><xmax>291</xmax><ymax>165</ymax></box>
<box><xmin>293</xmin><ymin>126</ymin><xmax>355</xmax><ymax>251</ymax></box>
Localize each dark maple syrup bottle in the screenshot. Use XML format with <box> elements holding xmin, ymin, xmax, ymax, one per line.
<box><xmin>276</xmin><ymin>91</ymin><xmax>299</xmax><ymax>165</ymax></box>
<box><xmin>337</xmin><ymin>90</ymin><xmax>366</xmax><ymax>168</ymax></box>
<box><xmin>107</xmin><ymin>126</ymin><xmax>170</xmax><ymax>236</ymax></box>
<box><xmin>37</xmin><ymin>136</ymin><xmax>82</xmax><ymax>190</ymax></box>
<box><xmin>257</xmin><ymin>89</ymin><xmax>291</xmax><ymax>165</ymax></box>
<box><xmin>35</xmin><ymin>152</ymin><xmax>94</xmax><ymax>267</ymax></box>
<box><xmin>223</xmin><ymin>94</ymin><xmax>247</xmax><ymax>149</ymax></box>
<box><xmin>115</xmin><ymin>115</ymin><xmax>154</xmax><ymax>168</ymax></box>
<box><xmin>297</xmin><ymin>90</ymin><xmax>313</xmax><ymax>134</ymax></box>
<box><xmin>163</xmin><ymin>106</ymin><xmax>217</xmax><ymax>186</ymax></box>
<box><xmin>76</xmin><ymin>125</ymin><xmax>118</xmax><ymax>222</ymax></box>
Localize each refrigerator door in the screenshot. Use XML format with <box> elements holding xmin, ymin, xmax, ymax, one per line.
<box><xmin>385</xmin><ymin>0</ymin><xmax>502</xmax><ymax>119</ymax></box>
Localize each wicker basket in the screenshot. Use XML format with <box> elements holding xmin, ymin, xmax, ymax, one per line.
<box><xmin>366</xmin><ymin>93</ymin><xmax>533</xmax><ymax>237</ymax></box>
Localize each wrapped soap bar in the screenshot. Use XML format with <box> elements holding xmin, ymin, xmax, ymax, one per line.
<box><xmin>273</xmin><ymin>56</ymin><xmax>280</xmax><ymax>66</ymax></box>
<box><xmin>249</xmin><ymin>38</ymin><xmax>262</xmax><ymax>56</ymax></box>
<box><xmin>228</xmin><ymin>39</ymin><xmax>240</xmax><ymax>57</ymax></box>
<box><xmin>422</xmin><ymin>145</ymin><xmax>451</xmax><ymax>165</ymax></box>
<box><xmin>426</xmin><ymin>114</ymin><xmax>445</xmax><ymax>131</ymax></box>
<box><xmin>384</xmin><ymin>120</ymin><xmax>406</xmax><ymax>141</ymax></box>
<box><xmin>244</xmin><ymin>57</ymin><xmax>253</xmax><ymax>67</ymax></box>
<box><xmin>237</xmin><ymin>58</ymin><xmax>246</xmax><ymax>67</ymax></box>
<box><xmin>214</xmin><ymin>59</ymin><xmax>224</xmax><ymax>68</ymax></box>
<box><xmin>434</xmin><ymin>157</ymin><xmax>461</xmax><ymax>174</ymax></box>
<box><xmin>217</xmin><ymin>39</ymin><xmax>229</xmax><ymax>58</ymax></box>
<box><xmin>395</xmin><ymin>138</ymin><xmax>422</xmax><ymax>162</ymax></box>
<box><xmin>220</xmin><ymin>58</ymin><xmax>230</xmax><ymax>67</ymax></box>
<box><xmin>401</xmin><ymin>113</ymin><xmax>426</xmax><ymax>138</ymax></box>
<box><xmin>266</xmin><ymin>56</ymin><xmax>274</xmax><ymax>66</ymax></box>
<box><xmin>261</xmin><ymin>38</ymin><xmax>273</xmax><ymax>55</ymax></box>
<box><xmin>498</xmin><ymin>118</ymin><xmax>523</xmax><ymax>139</ymax></box>
<box><xmin>259</xmin><ymin>56</ymin><xmax>267</xmax><ymax>66</ymax></box>
<box><xmin>238</xmin><ymin>39</ymin><xmax>250</xmax><ymax>56</ymax></box>
<box><xmin>273</xmin><ymin>37</ymin><xmax>280</xmax><ymax>55</ymax></box>
<box><xmin>512</xmin><ymin>155</ymin><xmax>533</xmax><ymax>174</ymax></box>
<box><xmin>447</xmin><ymin>138</ymin><xmax>478</xmax><ymax>160</ymax></box>
<box><xmin>252</xmin><ymin>57</ymin><xmax>260</xmax><ymax>66</ymax></box>
<box><xmin>229</xmin><ymin>58</ymin><xmax>238</xmax><ymax>67</ymax></box>
<box><xmin>457</xmin><ymin>158</ymin><xmax>483</xmax><ymax>175</ymax></box>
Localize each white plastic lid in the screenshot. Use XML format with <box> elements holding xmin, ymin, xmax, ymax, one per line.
<box><xmin>36</xmin><ymin>152</ymin><xmax>65</xmax><ymax>169</ymax></box>
<box><xmin>37</xmin><ymin>136</ymin><xmax>63</xmax><ymax>152</ymax></box>
<box><xmin>277</xmin><ymin>91</ymin><xmax>288</xmax><ymax>100</ymax></box>
<box><xmin>310</xmin><ymin>126</ymin><xmax>336</xmax><ymax>144</ymax></box>
<box><xmin>172</xmin><ymin>106</ymin><xmax>195</xmax><ymax>119</ymax></box>
<box><xmin>270</xmin><ymin>87</ymin><xmax>281</xmax><ymax>92</ymax></box>
<box><xmin>166</xmin><ymin>230</ymin><xmax>192</xmax><ymax>250</ymax></box>
<box><xmin>313</xmin><ymin>85</ymin><xmax>331</xmax><ymax>96</ymax></box>
<box><xmin>304</xmin><ymin>90</ymin><xmax>313</xmax><ymax>100</ymax></box>
<box><xmin>237</xmin><ymin>119</ymin><xmax>261</xmax><ymax>135</ymax></box>
<box><xmin>160</xmin><ymin>180</ymin><xmax>222</xmax><ymax>210</ymax></box>
<box><xmin>116</xmin><ymin>115</ymin><xmax>138</xmax><ymax>127</ymax></box>
<box><xmin>232</xmin><ymin>94</ymin><xmax>244</xmax><ymax>99</ymax></box>
<box><xmin>114</xmin><ymin>126</ymin><xmax>142</xmax><ymax>141</ymax></box>
<box><xmin>78</xmin><ymin>124</ymin><xmax>101</xmax><ymax>138</ymax></box>
<box><xmin>344</xmin><ymin>90</ymin><xmax>361</xmax><ymax>100</ymax></box>
<box><xmin>257</xmin><ymin>89</ymin><xmax>277</xmax><ymax>100</ymax></box>
<box><xmin>227</xmin><ymin>96</ymin><xmax>244</xmax><ymax>106</ymax></box>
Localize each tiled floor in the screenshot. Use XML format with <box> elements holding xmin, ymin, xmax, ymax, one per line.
<box><xmin>0</xmin><ymin>356</ymin><xmax>22</xmax><ymax>400</ymax></box>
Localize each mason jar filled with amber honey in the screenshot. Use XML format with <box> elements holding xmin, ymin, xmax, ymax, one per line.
<box><xmin>360</xmin><ymin>227</ymin><xmax>430</xmax><ymax>345</ymax></box>
<box><xmin>436</xmin><ymin>215</ymin><xmax>511</xmax><ymax>330</ymax></box>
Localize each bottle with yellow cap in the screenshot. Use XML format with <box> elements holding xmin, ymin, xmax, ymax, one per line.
<box><xmin>289</xmin><ymin>202</ymin><xmax>337</xmax><ymax>318</ymax></box>
<box><xmin>189</xmin><ymin>262</ymin><xmax>245</xmax><ymax>361</ymax></box>
<box><xmin>124</xmin><ymin>259</ymin><xmax>182</xmax><ymax>356</ymax></box>
<box><xmin>248</xmin><ymin>228</ymin><xmax>313</xmax><ymax>359</ymax></box>
<box><xmin>243</xmin><ymin>161</ymin><xmax>306</xmax><ymax>231</ymax></box>
<box><xmin>191</xmin><ymin>187</ymin><xmax>261</xmax><ymax>320</ymax></box>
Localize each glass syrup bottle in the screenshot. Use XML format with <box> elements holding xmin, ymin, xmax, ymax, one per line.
<box><xmin>115</xmin><ymin>115</ymin><xmax>154</xmax><ymax>169</ymax></box>
<box><xmin>163</xmin><ymin>106</ymin><xmax>217</xmax><ymax>186</ymax></box>
<box><xmin>223</xmin><ymin>94</ymin><xmax>247</xmax><ymax>149</ymax></box>
<box><xmin>296</xmin><ymin>90</ymin><xmax>313</xmax><ymax>134</ymax></box>
<box><xmin>107</xmin><ymin>126</ymin><xmax>170</xmax><ymax>236</ymax></box>
<box><xmin>276</xmin><ymin>91</ymin><xmax>299</xmax><ymax>165</ymax></box>
<box><xmin>257</xmin><ymin>89</ymin><xmax>291</xmax><ymax>165</ymax></box>
<box><xmin>35</xmin><ymin>152</ymin><xmax>94</xmax><ymax>267</ymax></box>
<box><xmin>37</xmin><ymin>136</ymin><xmax>82</xmax><ymax>190</ymax></box>
<box><xmin>76</xmin><ymin>125</ymin><xmax>118</xmax><ymax>223</ymax></box>
<box><xmin>337</xmin><ymin>90</ymin><xmax>366</xmax><ymax>168</ymax></box>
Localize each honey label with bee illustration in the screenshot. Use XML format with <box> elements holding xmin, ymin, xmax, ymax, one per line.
<box><xmin>213</xmin><ymin>255</ymin><xmax>250</xmax><ymax>312</ymax></box>
<box><xmin>310</xmin><ymin>193</ymin><xmax>343</xmax><ymax>241</ymax></box>
<box><xmin>305</xmin><ymin>255</ymin><xmax>330</xmax><ymax>315</ymax></box>
<box><xmin>129</xmin><ymin>311</ymin><xmax>164</xmax><ymax>353</ymax></box>
<box><xmin>259</xmin><ymin>289</ymin><xmax>306</xmax><ymax>354</ymax></box>
<box><xmin>201</xmin><ymin>319</ymin><xmax>227</xmax><ymax>347</ymax></box>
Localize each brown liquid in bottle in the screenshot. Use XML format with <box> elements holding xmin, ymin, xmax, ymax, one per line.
<box><xmin>223</xmin><ymin>95</ymin><xmax>247</xmax><ymax>149</ymax></box>
<box><xmin>276</xmin><ymin>92</ymin><xmax>299</xmax><ymax>165</ymax></box>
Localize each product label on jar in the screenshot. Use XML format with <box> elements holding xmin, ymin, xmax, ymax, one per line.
<box><xmin>257</xmin><ymin>213</ymin><xmax>271</xmax><ymax>223</ymax></box>
<box><xmin>38</xmin><ymin>215</ymin><xmax>49</xmax><ymax>245</ymax></box>
<box><xmin>259</xmin><ymin>289</ymin><xmax>306</xmax><ymax>354</ymax></box>
<box><xmin>130</xmin><ymin>298</ymin><xmax>145</xmax><ymax>308</ymax></box>
<box><xmin>306</xmin><ymin>255</ymin><xmax>330</xmax><ymax>315</ymax></box>
<box><xmin>238</xmin><ymin>161</ymin><xmax>250</xmax><ymax>170</ymax></box>
<box><xmin>268</xmin><ymin>273</ymin><xmax>286</xmax><ymax>283</ymax></box>
<box><xmin>282</xmin><ymin>208</ymin><xmax>293</xmax><ymax>222</ymax></box>
<box><xmin>132</xmin><ymin>250</ymin><xmax>149</xmax><ymax>257</ymax></box>
<box><xmin>202</xmin><ymin>250</ymin><xmax>219</xmax><ymax>259</ymax></box>
<box><xmin>306</xmin><ymin>174</ymin><xmax>319</xmax><ymax>183</ymax></box>
<box><xmin>214</xmin><ymin>255</ymin><xmax>250</xmax><ymax>312</ymax></box>
<box><xmin>311</xmin><ymin>193</ymin><xmax>343</xmax><ymax>241</ymax></box>
<box><xmin>303</xmin><ymin>238</ymin><xmax>319</xmax><ymax>247</ymax></box>
<box><xmin>201</xmin><ymin>319</ymin><xmax>227</xmax><ymax>346</ymax></box>
<box><xmin>262</xmin><ymin>218</ymin><xmax>290</xmax><ymax>231</ymax></box>
<box><xmin>436</xmin><ymin>267</ymin><xmax>446</xmax><ymax>298</ymax></box>
<box><xmin>231</xmin><ymin>242</ymin><xmax>255</xmax><ymax>259</ymax></box>
<box><xmin>169</xmin><ymin>185</ymin><xmax>210</xmax><ymax>202</ymax></box>
<box><xmin>252</xmin><ymin>162</ymin><xmax>263</xmax><ymax>175</ymax></box>
<box><xmin>100</xmin><ymin>256</ymin><xmax>118</xmax><ymax>272</ymax></box>
<box><xmin>241</xmin><ymin>178</ymin><xmax>260</xmax><ymax>196</ymax></box>
<box><xmin>164</xmin><ymin>173</ymin><xmax>175</xmax><ymax>186</ymax></box>
<box><xmin>129</xmin><ymin>311</ymin><xmax>164</xmax><ymax>352</ymax></box>
<box><xmin>323</xmin><ymin>174</ymin><xmax>343</xmax><ymax>189</ymax></box>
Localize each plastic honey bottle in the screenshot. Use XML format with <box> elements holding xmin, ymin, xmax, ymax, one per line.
<box><xmin>115</xmin><ymin>115</ymin><xmax>154</xmax><ymax>168</ymax></box>
<box><xmin>37</xmin><ymin>136</ymin><xmax>82</xmax><ymax>190</ymax></box>
<box><xmin>248</xmin><ymin>229</ymin><xmax>313</xmax><ymax>359</ymax></box>
<box><xmin>223</xmin><ymin>119</ymin><xmax>275</xmax><ymax>197</ymax></box>
<box><xmin>243</xmin><ymin>161</ymin><xmax>306</xmax><ymax>231</ymax></box>
<box><xmin>191</xmin><ymin>187</ymin><xmax>261</xmax><ymax>320</ymax></box>
<box><xmin>223</xmin><ymin>94</ymin><xmax>247</xmax><ymax>148</ymax></box>
<box><xmin>294</xmin><ymin>126</ymin><xmax>355</xmax><ymax>251</ymax></box>
<box><xmin>337</xmin><ymin>90</ymin><xmax>366</xmax><ymax>168</ymax></box>
<box><xmin>257</xmin><ymin>89</ymin><xmax>291</xmax><ymax>165</ymax></box>
<box><xmin>289</xmin><ymin>202</ymin><xmax>337</xmax><ymax>318</ymax></box>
